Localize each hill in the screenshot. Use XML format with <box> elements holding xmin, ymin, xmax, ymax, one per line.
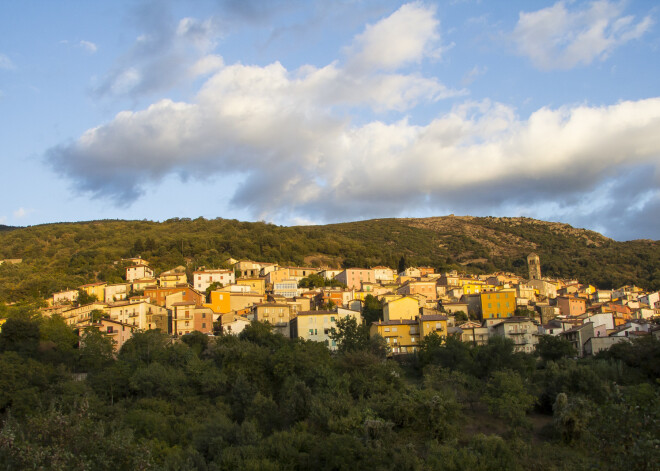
<box><xmin>0</xmin><ymin>216</ymin><xmax>657</xmax><ymax>302</ymax></box>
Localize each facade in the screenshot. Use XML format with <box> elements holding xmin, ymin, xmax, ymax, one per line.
<box><xmin>236</xmin><ymin>278</ymin><xmax>266</xmax><ymax>295</ymax></box>
<box><xmin>491</xmin><ymin>317</ymin><xmax>539</xmax><ymax>353</ymax></box>
<box><xmin>373</xmin><ymin>266</ymin><xmax>395</xmax><ymax>282</ymax></box>
<box><xmin>335</xmin><ymin>268</ymin><xmax>375</xmax><ymax>290</ymax></box>
<box><xmin>557</xmin><ymin>296</ymin><xmax>587</xmax><ymax>317</ymax></box>
<box><xmin>126</xmin><ymin>265</ymin><xmax>154</xmax><ymax>282</ymax></box>
<box><xmin>80</xmin><ymin>282</ymin><xmax>107</xmax><ymax>302</ymax></box>
<box><xmin>290</xmin><ymin>309</ymin><xmax>362</xmax><ymax>350</ymax></box>
<box><xmin>480</xmin><ymin>290</ymin><xmax>516</xmax><ymax>320</ymax></box>
<box><xmin>273</xmin><ymin>280</ymin><xmax>300</xmax><ymax>298</ymax></box>
<box><xmin>397</xmin><ymin>280</ymin><xmax>438</xmax><ymax>301</ymax></box>
<box><xmin>171</xmin><ymin>302</ymin><xmax>214</xmax><ymax>336</ymax></box>
<box><xmin>79</xmin><ymin>319</ymin><xmax>137</xmax><ymax>352</ymax></box>
<box><xmin>53</xmin><ymin>289</ymin><xmax>79</xmax><ymax>305</ymax></box>
<box><xmin>193</xmin><ymin>269</ymin><xmax>235</xmax><ymax>292</ymax></box>
<box><xmin>158</xmin><ymin>267</ymin><xmax>188</xmax><ymax>287</ymax></box>
<box><xmin>144</xmin><ymin>286</ymin><xmax>205</xmax><ymax>308</ymax></box>
<box><xmin>104</xmin><ymin>283</ymin><xmax>130</xmax><ymax>303</ymax></box>
<box><xmin>383</xmin><ymin>296</ymin><xmax>420</xmax><ymax>322</ymax></box>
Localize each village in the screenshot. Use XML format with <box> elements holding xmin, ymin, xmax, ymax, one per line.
<box><xmin>38</xmin><ymin>252</ymin><xmax>660</xmax><ymax>357</ymax></box>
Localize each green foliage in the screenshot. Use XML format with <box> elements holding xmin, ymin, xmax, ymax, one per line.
<box><xmin>483</xmin><ymin>370</ymin><xmax>536</xmax><ymax>429</ymax></box>
<box><xmin>0</xmin><ymin>317</ymin><xmax>40</xmax><ymax>357</ymax></box>
<box><xmin>362</xmin><ymin>294</ymin><xmax>383</xmax><ymax>325</ymax></box>
<box><xmin>537</xmin><ymin>335</ymin><xmax>576</xmax><ymax>363</ymax></box>
<box><xmin>329</xmin><ymin>316</ymin><xmax>377</xmax><ymax>354</ymax></box>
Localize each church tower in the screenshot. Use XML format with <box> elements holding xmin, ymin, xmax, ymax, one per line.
<box><xmin>527</xmin><ymin>253</ymin><xmax>541</xmax><ymax>280</ymax></box>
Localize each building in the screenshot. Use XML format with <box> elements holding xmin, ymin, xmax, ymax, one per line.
<box><xmin>171</xmin><ymin>302</ymin><xmax>214</xmax><ymax>336</ymax></box>
<box><xmin>383</xmin><ymin>296</ymin><xmax>421</xmax><ymax>322</ymax></box>
<box><xmin>78</xmin><ymin>319</ymin><xmax>137</xmax><ymax>352</ymax></box>
<box><xmin>273</xmin><ymin>280</ymin><xmax>299</xmax><ymax>298</ymax></box>
<box><xmin>480</xmin><ymin>290</ymin><xmax>516</xmax><ymax>320</ymax></box>
<box><xmin>373</xmin><ymin>266</ymin><xmax>395</xmax><ymax>282</ymax></box>
<box><xmin>490</xmin><ymin>317</ymin><xmax>539</xmax><ymax>353</ymax></box>
<box><xmin>557</xmin><ymin>296</ymin><xmax>587</xmax><ymax>317</ymax></box>
<box><xmin>335</xmin><ymin>268</ymin><xmax>375</xmax><ymax>290</ymax></box>
<box><xmin>290</xmin><ymin>309</ymin><xmax>362</xmax><ymax>350</ymax></box>
<box><xmin>193</xmin><ymin>269</ymin><xmax>235</xmax><ymax>292</ymax></box>
<box><xmin>527</xmin><ymin>253</ymin><xmax>541</xmax><ymax>280</ymax></box>
<box><xmin>158</xmin><ymin>266</ymin><xmax>188</xmax><ymax>287</ymax></box>
<box><xmin>236</xmin><ymin>277</ymin><xmax>266</xmax><ymax>295</ymax></box>
<box><xmin>126</xmin><ymin>265</ymin><xmax>154</xmax><ymax>282</ymax></box>
<box><xmin>397</xmin><ymin>280</ymin><xmax>438</xmax><ymax>302</ymax></box>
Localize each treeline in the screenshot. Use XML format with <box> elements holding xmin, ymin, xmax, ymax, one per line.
<box><xmin>0</xmin><ymin>306</ymin><xmax>658</xmax><ymax>470</ymax></box>
<box><xmin>0</xmin><ymin>216</ymin><xmax>657</xmax><ymax>302</ymax></box>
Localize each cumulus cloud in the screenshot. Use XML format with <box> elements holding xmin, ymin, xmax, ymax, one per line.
<box><xmin>48</xmin><ymin>2</ymin><xmax>660</xmax><ymax>240</ymax></box>
<box><xmin>345</xmin><ymin>2</ymin><xmax>442</xmax><ymax>74</ymax></box>
<box><xmin>512</xmin><ymin>0</ymin><xmax>653</xmax><ymax>70</ymax></box>
<box><xmin>0</xmin><ymin>53</ymin><xmax>16</xmax><ymax>70</ymax></box>
<box><xmin>94</xmin><ymin>9</ymin><xmax>223</xmax><ymax>99</ymax></box>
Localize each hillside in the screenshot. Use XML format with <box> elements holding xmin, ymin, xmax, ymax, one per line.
<box><xmin>0</xmin><ymin>216</ymin><xmax>657</xmax><ymax>302</ymax></box>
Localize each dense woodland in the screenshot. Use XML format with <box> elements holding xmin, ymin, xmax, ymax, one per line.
<box><xmin>0</xmin><ymin>216</ymin><xmax>658</xmax><ymax>303</ymax></box>
<box><xmin>0</xmin><ymin>305</ymin><xmax>658</xmax><ymax>470</ymax></box>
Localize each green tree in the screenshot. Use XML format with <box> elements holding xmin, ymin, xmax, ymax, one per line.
<box><xmin>76</xmin><ymin>289</ymin><xmax>98</xmax><ymax>306</ymax></box>
<box><xmin>0</xmin><ymin>317</ymin><xmax>40</xmax><ymax>357</ymax></box>
<box><xmin>362</xmin><ymin>294</ymin><xmax>383</xmax><ymax>325</ymax></box>
<box><xmin>79</xmin><ymin>327</ymin><xmax>115</xmax><ymax>371</ymax></box>
<box><xmin>483</xmin><ymin>370</ymin><xmax>536</xmax><ymax>429</ymax></box>
<box><xmin>329</xmin><ymin>316</ymin><xmax>370</xmax><ymax>353</ymax></box>
<box><xmin>537</xmin><ymin>334</ymin><xmax>575</xmax><ymax>363</ymax></box>
<box><xmin>398</xmin><ymin>256</ymin><xmax>407</xmax><ymax>274</ymax></box>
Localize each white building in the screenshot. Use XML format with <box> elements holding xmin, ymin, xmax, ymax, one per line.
<box><xmin>126</xmin><ymin>265</ymin><xmax>154</xmax><ymax>282</ymax></box>
<box><xmin>193</xmin><ymin>269</ymin><xmax>235</xmax><ymax>292</ymax></box>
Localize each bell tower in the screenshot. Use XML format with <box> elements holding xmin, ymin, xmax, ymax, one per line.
<box><xmin>527</xmin><ymin>253</ymin><xmax>541</xmax><ymax>280</ymax></box>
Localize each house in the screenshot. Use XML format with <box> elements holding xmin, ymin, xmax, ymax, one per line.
<box><xmin>104</xmin><ymin>283</ymin><xmax>130</xmax><ymax>303</ymax></box>
<box><xmin>557</xmin><ymin>296</ymin><xmax>587</xmax><ymax>317</ymax></box>
<box><xmin>171</xmin><ymin>302</ymin><xmax>214</xmax><ymax>336</ymax></box>
<box><xmin>372</xmin><ymin>266</ymin><xmax>395</xmax><ymax>282</ymax></box>
<box><xmin>559</xmin><ymin>322</ymin><xmax>605</xmax><ymax>357</ymax></box>
<box><xmin>456</xmin><ymin>321</ymin><xmax>489</xmax><ymax>346</ymax></box>
<box><xmin>490</xmin><ymin>317</ymin><xmax>539</xmax><ymax>354</ymax></box>
<box><xmin>52</xmin><ymin>289</ymin><xmax>79</xmax><ymax>306</ymax></box>
<box><xmin>131</xmin><ymin>278</ymin><xmax>158</xmax><ymax>291</ymax></box>
<box><xmin>290</xmin><ymin>309</ymin><xmax>362</xmax><ymax>350</ymax></box>
<box><xmin>236</xmin><ymin>277</ymin><xmax>266</xmax><ymax>295</ymax></box>
<box><xmin>206</xmin><ymin>291</ymin><xmax>231</xmax><ymax>314</ymax></box>
<box><xmin>397</xmin><ymin>280</ymin><xmax>438</xmax><ymax>301</ymax></box>
<box><xmin>335</xmin><ymin>268</ymin><xmax>376</xmax><ymax>290</ymax></box>
<box><xmin>418</xmin><ymin>314</ymin><xmax>448</xmax><ymax>339</ymax></box>
<box><xmin>220</xmin><ymin>314</ymin><xmax>251</xmax><ymax>335</ymax></box>
<box><xmin>79</xmin><ymin>319</ymin><xmax>137</xmax><ymax>352</ymax></box>
<box><xmin>126</xmin><ymin>265</ymin><xmax>154</xmax><ymax>282</ymax></box>
<box><xmin>527</xmin><ymin>279</ymin><xmax>558</xmax><ymax>299</ymax></box>
<box><xmin>383</xmin><ymin>296</ymin><xmax>420</xmax><ymax>322</ymax></box>
<box><xmin>80</xmin><ymin>282</ymin><xmax>107</xmax><ymax>302</ymax></box>
<box><xmin>144</xmin><ymin>286</ymin><xmax>205</xmax><ymax>308</ymax></box>
<box><xmin>370</xmin><ymin>319</ymin><xmax>420</xmax><ymax>354</ymax></box>
<box><xmin>105</xmin><ymin>300</ymin><xmax>168</xmax><ymax>331</ymax></box>
<box><xmin>273</xmin><ymin>280</ymin><xmax>300</xmax><ymax>298</ymax></box>
<box><xmin>480</xmin><ymin>290</ymin><xmax>516</xmax><ymax>320</ymax></box>
<box><xmin>192</xmin><ymin>269</ymin><xmax>235</xmax><ymax>292</ymax></box>
<box><xmin>61</xmin><ymin>302</ymin><xmax>108</xmax><ymax>326</ymax></box>
<box><xmin>251</xmin><ymin>303</ymin><xmax>292</xmax><ymax>327</ymax></box>
<box><xmin>158</xmin><ymin>266</ymin><xmax>187</xmax><ymax>287</ymax></box>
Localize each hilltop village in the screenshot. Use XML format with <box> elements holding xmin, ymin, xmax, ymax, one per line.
<box><xmin>40</xmin><ymin>253</ymin><xmax>660</xmax><ymax>355</ymax></box>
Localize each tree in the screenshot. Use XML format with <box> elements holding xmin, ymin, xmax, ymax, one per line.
<box><xmin>362</xmin><ymin>294</ymin><xmax>383</xmax><ymax>325</ymax></box>
<box><xmin>483</xmin><ymin>369</ymin><xmax>536</xmax><ymax>429</ymax></box>
<box><xmin>453</xmin><ymin>311</ymin><xmax>468</xmax><ymax>323</ymax></box>
<box><xmin>398</xmin><ymin>256</ymin><xmax>407</xmax><ymax>274</ymax></box>
<box><xmin>76</xmin><ymin>289</ymin><xmax>98</xmax><ymax>306</ymax></box>
<box><xmin>537</xmin><ymin>334</ymin><xmax>575</xmax><ymax>363</ymax></box>
<box><xmin>329</xmin><ymin>316</ymin><xmax>371</xmax><ymax>353</ymax></box>
<box><xmin>0</xmin><ymin>317</ymin><xmax>40</xmax><ymax>357</ymax></box>
<box><xmin>79</xmin><ymin>327</ymin><xmax>115</xmax><ymax>371</ymax></box>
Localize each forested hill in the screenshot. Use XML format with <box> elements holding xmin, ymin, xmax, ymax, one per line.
<box><xmin>0</xmin><ymin>216</ymin><xmax>657</xmax><ymax>302</ymax></box>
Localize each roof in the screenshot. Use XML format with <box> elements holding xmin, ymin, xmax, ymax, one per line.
<box><xmin>296</xmin><ymin>310</ymin><xmax>336</xmax><ymax>316</ymax></box>
<box><xmin>420</xmin><ymin>314</ymin><xmax>448</xmax><ymax>321</ymax></box>
<box><xmin>373</xmin><ymin>319</ymin><xmax>418</xmax><ymax>326</ymax></box>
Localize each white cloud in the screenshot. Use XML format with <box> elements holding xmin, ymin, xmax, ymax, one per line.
<box><xmin>512</xmin><ymin>0</ymin><xmax>653</xmax><ymax>70</ymax></box>
<box><xmin>0</xmin><ymin>53</ymin><xmax>16</xmax><ymax>70</ymax></box>
<box><xmin>79</xmin><ymin>40</ymin><xmax>98</xmax><ymax>53</ymax></box>
<box><xmin>95</xmin><ymin>13</ymin><xmax>223</xmax><ymax>99</ymax></box>
<box><xmin>345</xmin><ymin>2</ymin><xmax>441</xmax><ymax>74</ymax></box>
<box><xmin>13</xmin><ymin>207</ymin><xmax>33</xmax><ymax>219</ymax></box>
<box><xmin>48</xmin><ymin>3</ymin><xmax>660</xmax><ymax>239</ymax></box>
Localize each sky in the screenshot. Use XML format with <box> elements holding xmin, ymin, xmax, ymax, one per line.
<box><xmin>1</xmin><ymin>0</ymin><xmax>659</xmax><ymax>241</ymax></box>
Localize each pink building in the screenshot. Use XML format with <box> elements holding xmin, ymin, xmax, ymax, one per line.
<box><xmin>557</xmin><ymin>296</ymin><xmax>587</xmax><ymax>317</ymax></box>
<box><xmin>335</xmin><ymin>268</ymin><xmax>375</xmax><ymax>290</ymax></box>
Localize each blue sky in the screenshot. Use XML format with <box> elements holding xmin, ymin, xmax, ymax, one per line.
<box><xmin>1</xmin><ymin>0</ymin><xmax>659</xmax><ymax>240</ymax></box>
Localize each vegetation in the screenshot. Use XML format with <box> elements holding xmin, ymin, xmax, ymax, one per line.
<box><xmin>0</xmin><ymin>305</ymin><xmax>658</xmax><ymax>470</ymax></box>
<box><xmin>0</xmin><ymin>216</ymin><xmax>657</xmax><ymax>303</ymax></box>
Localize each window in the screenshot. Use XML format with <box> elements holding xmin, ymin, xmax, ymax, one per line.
<box><xmin>393</xmin><ymin>327</ymin><xmax>398</xmax><ymax>332</ymax></box>
<box><xmin>202</xmin><ymin>323</ymin><xmax>206</xmax><ymax>328</ymax></box>
<box><xmin>385</xmin><ymin>327</ymin><xmax>390</xmax><ymax>332</ymax></box>
<box><xmin>309</xmin><ymin>329</ymin><xmax>314</xmax><ymax>335</ymax></box>
<box><xmin>107</xmin><ymin>326</ymin><xmax>113</xmax><ymax>333</ymax></box>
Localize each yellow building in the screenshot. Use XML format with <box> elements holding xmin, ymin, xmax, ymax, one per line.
<box><xmin>80</xmin><ymin>282</ymin><xmax>107</xmax><ymax>302</ymax></box>
<box><xmin>291</xmin><ymin>308</ymin><xmax>362</xmax><ymax>350</ymax></box>
<box><xmin>237</xmin><ymin>278</ymin><xmax>266</xmax><ymax>295</ymax></box>
<box><xmin>383</xmin><ymin>296</ymin><xmax>421</xmax><ymax>321</ymax></box>
<box><xmin>480</xmin><ymin>289</ymin><xmax>516</xmax><ymax>320</ymax></box>
<box><xmin>206</xmin><ymin>291</ymin><xmax>231</xmax><ymax>314</ymax></box>
<box><xmin>462</xmin><ymin>280</ymin><xmax>485</xmax><ymax>295</ymax></box>
<box><xmin>370</xmin><ymin>313</ymin><xmax>448</xmax><ymax>355</ymax></box>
